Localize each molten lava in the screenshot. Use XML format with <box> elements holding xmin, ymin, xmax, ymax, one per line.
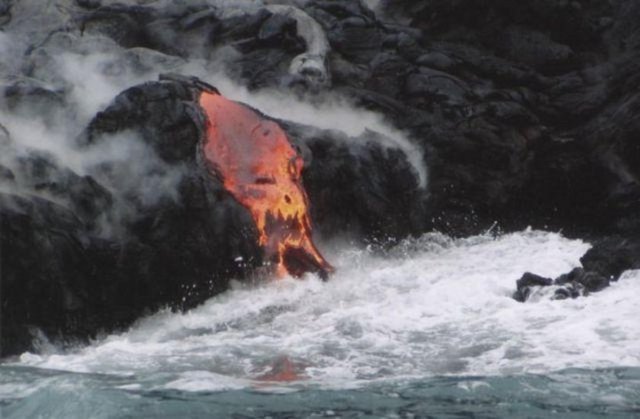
<box><xmin>256</xmin><ymin>356</ymin><xmax>306</xmax><ymax>382</ymax></box>
<box><xmin>199</xmin><ymin>91</ymin><xmax>333</xmax><ymax>278</ymax></box>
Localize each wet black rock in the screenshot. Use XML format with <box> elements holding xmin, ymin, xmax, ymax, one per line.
<box><xmin>2</xmin><ymin>0</ymin><xmax>640</xmax><ymax>354</ymax></box>
<box><xmin>81</xmin><ymin>74</ymin><xmax>424</xmax><ymax>243</ymax></box>
<box><xmin>0</xmin><ymin>75</ymin><xmax>259</xmax><ymax>356</ymax></box>
<box><xmin>367</xmin><ymin>0</ymin><xmax>640</xmax><ymax>239</ymax></box>
<box><xmin>1</xmin><ymin>78</ymin><xmax>65</xmax><ymax>110</ymax></box>
<box><xmin>1</xmin><ymin>193</ymin><xmax>91</xmax><ymax>356</ymax></box>
<box><xmin>0</xmin><ymin>74</ymin><xmax>423</xmax><ymax>357</ymax></box>
<box><xmin>282</xmin><ymin>122</ymin><xmax>426</xmax><ymax>242</ymax></box>
<box><xmin>581</xmin><ymin>237</ymin><xmax>640</xmax><ymax>280</ymax></box>
<box><xmin>550</xmin><ymin>268</ymin><xmax>609</xmax><ymax>300</ymax></box>
<box><xmin>513</xmin><ymin>272</ymin><xmax>553</xmax><ymax>302</ymax></box>
<box><xmin>513</xmin><ymin>236</ymin><xmax>640</xmax><ymax>302</ymax></box>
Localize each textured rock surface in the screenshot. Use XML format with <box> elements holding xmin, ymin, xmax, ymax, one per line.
<box><xmin>514</xmin><ymin>236</ymin><xmax>640</xmax><ymax>302</ymax></box>
<box><xmin>0</xmin><ymin>72</ymin><xmax>422</xmax><ymax>356</ymax></box>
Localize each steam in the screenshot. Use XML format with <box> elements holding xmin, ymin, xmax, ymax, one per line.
<box><xmin>212</xmin><ymin>84</ymin><xmax>429</xmax><ymax>188</ymax></box>
<box><xmin>0</xmin><ymin>0</ymin><xmax>428</xmax><ymax>237</ymax></box>
<box><xmin>362</xmin><ymin>0</ymin><xmax>384</xmax><ymax>16</ymax></box>
<box><xmin>0</xmin><ymin>31</ymin><xmax>192</xmax><ymax>234</ymax></box>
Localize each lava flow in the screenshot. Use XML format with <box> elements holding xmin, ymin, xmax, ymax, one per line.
<box><xmin>199</xmin><ymin>91</ymin><xmax>333</xmax><ymax>278</ymax></box>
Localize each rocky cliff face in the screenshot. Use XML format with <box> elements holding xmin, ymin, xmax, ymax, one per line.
<box><xmin>1</xmin><ymin>0</ymin><xmax>639</xmax><ymax>356</ymax></box>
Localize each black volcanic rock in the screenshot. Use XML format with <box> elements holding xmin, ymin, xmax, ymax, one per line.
<box><xmin>0</xmin><ymin>74</ymin><xmax>424</xmax><ymax>357</ymax></box>
<box><xmin>81</xmin><ymin>74</ymin><xmax>424</xmax><ymax>243</ymax></box>
<box><xmin>551</xmin><ymin>268</ymin><xmax>610</xmax><ymax>300</ymax></box>
<box><xmin>0</xmin><ymin>76</ymin><xmax>260</xmax><ymax>356</ymax></box>
<box><xmin>513</xmin><ymin>236</ymin><xmax>640</xmax><ymax>302</ymax></box>
<box><xmin>281</xmin><ymin>122</ymin><xmax>426</xmax><ymax>241</ymax></box>
<box><xmin>354</xmin><ymin>0</ymin><xmax>640</xmax><ymax>238</ymax></box>
<box><xmin>1</xmin><ymin>193</ymin><xmax>91</xmax><ymax>356</ymax></box>
<box><xmin>581</xmin><ymin>238</ymin><xmax>640</xmax><ymax>280</ymax></box>
<box><xmin>1</xmin><ymin>78</ymin><xmax>66</xmax><ymax>122</ymax></box>
<box><xmin>513</xmin><ymin>272</ymin><xmax>553</xmax><ymax>302</ymax></box>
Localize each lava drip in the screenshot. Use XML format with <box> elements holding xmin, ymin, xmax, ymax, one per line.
<box><xmin>199</xmin><ymin>91</ymin><xmax>333</xmax><ymax>278</ymax></box>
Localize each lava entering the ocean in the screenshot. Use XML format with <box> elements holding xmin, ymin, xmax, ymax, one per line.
<box><xmin>199</xmin><ymin>91</ymin><xmax>333</xmax><ymax>278</ymax></box>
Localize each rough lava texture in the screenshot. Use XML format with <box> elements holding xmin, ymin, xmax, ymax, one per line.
<box><xmin>0</xmin><ymin>70</ymin><xmax>422</xmax><ymax>356</ymax></box>
<box><xmin>1</xmin><ymin>0</ymin><xmax>640</xmax><ymax>355</ymax></box>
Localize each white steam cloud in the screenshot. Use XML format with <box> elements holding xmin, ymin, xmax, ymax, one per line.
<box><xmin>0</xmin><ymin>0</ymin><xmax>427</xmax><ymax>231</ymax></box>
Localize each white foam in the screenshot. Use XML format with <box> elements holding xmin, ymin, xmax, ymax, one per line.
<box><xmin>163</xmin><ymin>371</ymin><xmax>249</xmax><ymax>392</ymax></box>
<box><xmin>14</xmin><ymin>231</ymin><xmax>640</xmax><ymax>390</ymax></box>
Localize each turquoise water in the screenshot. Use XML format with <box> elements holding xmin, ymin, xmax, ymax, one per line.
<box><xmin>2</xmin><ymin>232</ymin><xmax>639</xmax><ymax>418</ymax></box>
<box><xmin>2</xmin><ymin>366</ymin><xmax>639</xmax><ymax>418</ymax></box>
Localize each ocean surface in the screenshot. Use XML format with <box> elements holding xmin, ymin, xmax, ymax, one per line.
<box><xmin>2</xmin><ymin>230</ymin><xmax>639</xmax><ymax>418</ymax></box>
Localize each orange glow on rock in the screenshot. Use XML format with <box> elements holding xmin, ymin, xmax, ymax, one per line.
<box><xmin>199</xmin><ymin>91</ymin><xmax>333</xmax><ymax>278</ymax></box>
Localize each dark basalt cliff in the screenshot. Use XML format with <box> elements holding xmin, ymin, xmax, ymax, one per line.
<box><xmin>1</xmin><ymin>0</ymin><xmax>639</xmax><ymax>356</ymax></box>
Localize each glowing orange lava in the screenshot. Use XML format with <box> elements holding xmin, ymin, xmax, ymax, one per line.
<box><xmin>199</xmin><ymin>91</ymin><xmax>333</xmax><ymax>278</ymax></box>
<box><xmin>256</xmin><ymin>356</ymin><xmax>306</xmax><ymax>382</ymax></box>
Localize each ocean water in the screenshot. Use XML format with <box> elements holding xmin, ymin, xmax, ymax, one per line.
<box><xmin>2</xmin><ymin>230</ymin><xmax>640</xmax><ymax>418</ymax></box>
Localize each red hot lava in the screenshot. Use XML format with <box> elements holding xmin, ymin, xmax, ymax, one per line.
<box><xmin>256</xmin><ymin>356</ymin><xmax>306</xmax><ymax>383</ymax></box>
<box><xmin>199</xmin><ymin>91</ymin><xmax>333</xmax><ymax>278</ymax></box>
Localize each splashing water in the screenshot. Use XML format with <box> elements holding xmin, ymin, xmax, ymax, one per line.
<box><xmin>6</xmin><ymin>230</ymin><xmax>640</xmax><ymax>382</ymax></box>
<box><xmin>2</xmin><ymin>230</ymin><xmax>640</xmax><ymax>417</ymax></box>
